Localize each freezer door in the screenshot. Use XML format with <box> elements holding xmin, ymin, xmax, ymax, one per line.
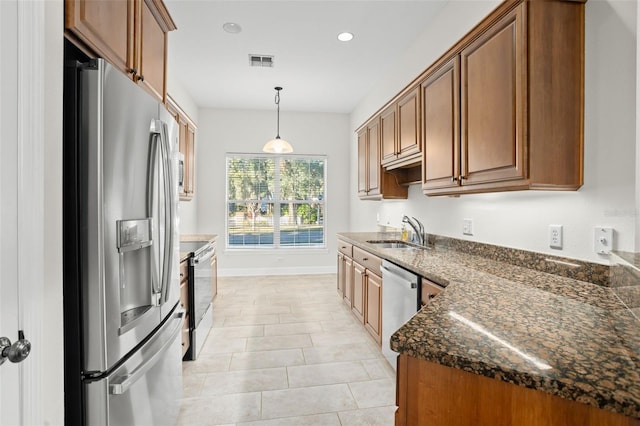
<box><xmin>80</xmin><ymin>58</ymin><xmax>164</xmax><ymax>372</ymax></box>
<box><xmin>85</xmin><ymin>307</ymin><xmax>184</xmax><ymax>426</ymax></box>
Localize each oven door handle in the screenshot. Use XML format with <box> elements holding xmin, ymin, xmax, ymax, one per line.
<box><xmin>192</xmin><ymin>246</ymin><xmax>215</xmax><ymax>265</ymax></box>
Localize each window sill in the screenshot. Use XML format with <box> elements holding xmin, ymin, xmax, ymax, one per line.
<box><xmin>223</xmin><ymin>247</ymin><xmax>329</xmax><ymax>255</ymax></box>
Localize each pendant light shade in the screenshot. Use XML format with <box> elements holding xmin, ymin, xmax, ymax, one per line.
<box><xmin>263</xmin><ymin>87</ymin><xmax>293</xmax><ymax>154</ymax></box>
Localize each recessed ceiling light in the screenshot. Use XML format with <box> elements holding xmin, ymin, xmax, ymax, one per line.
<box><xmin>337</xmin><ymin>32</ymin><xmax>354</xmax><ymax>42</ymax></box>
<box><xmin>223</xmin><ymin>22</ymin><xmax>242</xmax><ymax>34</ymax></box>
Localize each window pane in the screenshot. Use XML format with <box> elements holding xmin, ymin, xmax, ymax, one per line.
<box><xmin>226</xmin><ymin>154</ymin><xmax>326</xmax><ymax>250</ymax></box>
<box><xmin>280</xmin><ymin>158</ymin><xmax>325</xmax><ymax>201</ymax></box>
<box><xmin>227</xmin><ymin>157</ymin><xmax>275</xmax><ymax>201</ymax></box>
<box><xmin>279</xmin><ymin>203</ymin><xmax>325</xmax><ymax>247</ymax></box>
<box><xmin>227</xmin><ymin>202</ymin><xmax>274</xmax><ymax>247</ymax></box>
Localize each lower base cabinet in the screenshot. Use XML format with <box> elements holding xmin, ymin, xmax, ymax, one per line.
<box><xmin>364</xmin><ymin>271</ymin><xmax>382</xmax><ymax>345</ymax></box>
<box><xmin>352</xmin><ymin>262</ymin><xmax>366</xmax><ymax>323</ymax></box>
<box><xmin>211</xmin><ymin>252</ymin><xmax>218</xmax><ymax>300</ymax></box>
<box><xmin>336</xmin><ymin>239</ymin><xmax>383</xmax><ymax>345</ymax></box>
<box><xmin>395</xmin><ymin>354</ymin><xmax>640</xmax><ymax>426</ymax></box>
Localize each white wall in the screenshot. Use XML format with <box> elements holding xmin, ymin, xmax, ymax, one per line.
<box><xmin>350</xmin><ymin>0</ymin><xmax>638</xmax><ymax>264</ymax></box>
<box><xmin>196</xmin><ymin>108</ymin><xmax>351</xmax><ymax>275</ymax></box>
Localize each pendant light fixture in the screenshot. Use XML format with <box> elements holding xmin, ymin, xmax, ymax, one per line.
<box><xmin>263</xmin><ymin>86</ymin><xmax>293</xmax><ymax>154</ymax></box>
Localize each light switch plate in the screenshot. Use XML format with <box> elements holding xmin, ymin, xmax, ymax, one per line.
<box><xmin>594</xmin><ymin>227</ymin><xmax>613</xmax><ymax>255</ymax></box>
<box><xmin>463</xmin><ymin>219</ymin><xmax>473</xmax><ymax>236</ymax></box>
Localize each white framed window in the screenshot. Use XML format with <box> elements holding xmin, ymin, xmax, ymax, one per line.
<box><xmin>226</xmin><ymin>153</ymin><xmax>326</xmax><ymax>249</ymax></box>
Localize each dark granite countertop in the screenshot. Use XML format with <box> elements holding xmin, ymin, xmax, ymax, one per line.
<box><xmin>337</xmin><ymin>232</ymin><xmax>640</xmax><ymax>419</ymax></box>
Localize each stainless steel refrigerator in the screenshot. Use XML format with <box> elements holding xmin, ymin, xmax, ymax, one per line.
<box><xmin>63</xmin><ymin>54</ymin><xmax>183</xmax><ymax>425</ymax></box>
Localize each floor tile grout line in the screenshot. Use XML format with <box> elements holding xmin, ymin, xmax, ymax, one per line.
<box><xmin>179</xmin><ymin>275</ymin><xmax>396</xmax><ymax>425</ymax></box>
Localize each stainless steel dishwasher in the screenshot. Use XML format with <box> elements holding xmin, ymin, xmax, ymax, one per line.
<box><xmin>381</xmin><ymin>260</ymin><xmax>420</xmax><ymax>370</ymax></box>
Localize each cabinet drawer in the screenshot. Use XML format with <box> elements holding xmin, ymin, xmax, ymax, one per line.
<box><xmin>353</xmin><ymin>246</ymin><xmax>382</xmax><ymax>276</ymax></box>
<box><xmin>338</xmin><ymin>240</ymin><xmax>353</xmax><ymax>257</ymax></box>
<box><xmin>180</xmin><ymin>260</ymin><xmax>188</xmax><ymax>284</ymax></box>
<box><xmin>421</xmin><ymin>278</ymin><xmax>445</xmax><ymax>308</ymax></box>
<box><xmin>179</xmin><ymin>281</ymin><xmax>188</xmax><ymax>312</ymax></box>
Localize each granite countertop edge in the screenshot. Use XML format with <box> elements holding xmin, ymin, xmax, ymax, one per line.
<box><xmin>180</xmin><ymin>234</ymin><xmax>218</xmax><ymax>263</ymax></box>
<box><xmin>337</xmin><ymin>232</ymin><xmax>640</xmax><ymax>419</ymax></box>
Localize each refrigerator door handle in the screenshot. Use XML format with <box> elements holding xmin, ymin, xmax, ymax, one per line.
<box><xmin>147</xmin><ymin>130</ymin><xmax>163</xmax><ymax>299</ymax></box>
<box><xmin>109</xmin><ymin>309</ymin><xmax>184</xmax><ymax>395</ymax></box>
<box><xmin>159</xmin><ymin>122</ymin><xmax>175</xmax><ymax>305</ymax></box>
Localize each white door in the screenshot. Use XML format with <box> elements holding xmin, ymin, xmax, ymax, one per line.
<box><xmin>0</xmin><ymin>1</ymin><xmax>49</xmax><ymax>424</ymax></box>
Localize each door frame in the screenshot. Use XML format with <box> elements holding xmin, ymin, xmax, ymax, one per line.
<box><xmin>1</xmin><ymin>0</ymin><xmax>49</xmax><ymax>424</ymax></box>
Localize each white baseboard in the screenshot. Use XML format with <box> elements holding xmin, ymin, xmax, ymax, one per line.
<box><xmin>219</xmin><ymin>265</ymin><xmax>336</xmax><ymax>277</ymax></box>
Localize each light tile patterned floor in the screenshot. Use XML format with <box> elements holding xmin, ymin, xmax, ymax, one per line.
<box><xmin>178</xmin><ymin>274</ymin><xmax>396</xmax><ymax>426</ymax></box>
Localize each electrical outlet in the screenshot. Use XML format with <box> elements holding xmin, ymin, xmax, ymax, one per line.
<box><xmin>594</xmin><ymin>227</ymin><xmax>613</xmax><ymax>254</ymax></box>
<box><xmin>549</xmin><ymin>225</ymin><xmax>563</xmax><ymax>249</ymax></box>
<box><xmin>463</xmin><ymin>219</ymin><xmax>473</xmax><ymax>236</ymax></box>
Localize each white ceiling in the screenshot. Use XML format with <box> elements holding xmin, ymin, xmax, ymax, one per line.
<box><xmin>165</xmin><ymin>1</ymin><xmax>447</xmax><ymax>113</ymax></box>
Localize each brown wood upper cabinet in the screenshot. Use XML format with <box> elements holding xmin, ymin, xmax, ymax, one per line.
<box><xmin>381</xmin><ymin>87</ymin><xmax>421</xmax><ymax>170</ymax></box>
<box><xmin>421</xmin><ymin>0</ymin><xmax>585</xmax><ymax>196</ymax></box>
<box><xmin>65</xmin><ymin>0</ymin><xmax>176</xmax><ymax>103</ymax></box>
<box><xmin>166</xmin><ymin>95</ymin><xmax>197</xmax><ymax>201</ymax></box>
<box><xmin>358</xmin><ymin>120</ymin><xmax>408</xmax><ymax>200</ymax></box>
<box><xmin>358</xmin><ymin>117</ymin><xmax>407</xmax><ymax>200</ymax></box>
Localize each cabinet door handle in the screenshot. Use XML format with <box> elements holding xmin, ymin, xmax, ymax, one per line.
<box><xmin>138</xmin><ymin>74</ymin><xmax>145</xmax><ymax>82</ymax></box>
<box><xmin>451</xmin><ymin>176</ymin><xmax>458</xmax><ymax>183</ymax></box>
<box><xmin>363</xmin><ymin>257</ymin><xmax>368</xmax><ymax>261</ymax></box>
<box><xmin>128</xmin><ymin>68</ymin><xmax>137</xmax><ymax>75</ymax></box>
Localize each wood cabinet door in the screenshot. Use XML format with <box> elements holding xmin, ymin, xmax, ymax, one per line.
<box><xmin>397</xmin><ymin>87</ymin><xmax>420</xmax><ymax>159</ymax></box>
<box><xmin>352</xmin><ymin>262</ymin><xmax>366</xmax><ymax>324</ymax></box>
<box><xmin>420</xmin><ymin>278</ymin><xmax>443</xmax><ymax>308</ymax></box>
<box><xmin>337</xmin><ymin>253</ymin><xmax>345</xmax><ymax>296</ymax></box>
<box><xmin>380</xmin><ymin>105</ymin><xmax>397</xmax><ymax>164</ymax></box>
<box><xmin>422</xmin><ymin>56</ymin><xmax>460</xmax><ymax>192</ymax></box>
<box><xmin>181</xmin><ymin>314</ymin><xmax>190</xmax><ymax>357</ymax></box>
<box><xmin>460</xmin><ymin>5</ymin><xmax>525</xmax><ymax>186</ymax></box>
<box><xmin>365</xmin><ymin>272</ymin><xmax>382</xmax><ymax>345</ymax></box>
<box><xmin>177</xmin><ymin>117</ymin><xmax>196</xmax><ymax>200</ymax></box>
<box><xmin>344</xmin><ymin>257</ymin><xmax>353</xmax><ymax>307</ymax></box>
<box><xmin>137</xmin><ymin>0</ymin><xmax>166</xmax><ymax>102</ymax></box>
<box><xmin>185</xmin><ymin>124</ymin><xmax>196</xmax><ymax>195</ymax></box>
<box><xmin>357</xmin><ymin>129</ymin><xmax>368</xmax><ymax>197</ymax></box>
<box><xmin>65</xmin><ymin>0</ymin><xmax>134</xmax><ymax>74</ymax></box>
<box><xmin>367</xmin><ymin>121</ymin><xmax>381</xmax><ymax>196</ymax></box>
<box><xmin>211</xmin><ymin>254</ymin><xmax>217</xmax><ymax>300</ymax></box>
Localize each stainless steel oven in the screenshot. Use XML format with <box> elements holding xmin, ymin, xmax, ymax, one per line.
<box><xmin>180</xmin><ymin>241</ymin><xmax>215</xmax><ymax>360</ymax></box>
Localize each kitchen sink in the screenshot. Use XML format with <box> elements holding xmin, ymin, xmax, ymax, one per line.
<box><xmin>366</xmin><ymin>240</ymin><xmax>426</xmax><ymax>250</ymax></box>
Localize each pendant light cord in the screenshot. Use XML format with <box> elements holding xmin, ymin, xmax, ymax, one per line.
<box><xmin>275</xmin><ymin>87</ymin><xmax>282</xmax><ymax>139</ymax></box>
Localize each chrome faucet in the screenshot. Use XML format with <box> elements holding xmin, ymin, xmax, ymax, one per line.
<box><xmin>402</xmin><ymin>215</ymin><xmax>426</xmax><ymax>246</ymax></box>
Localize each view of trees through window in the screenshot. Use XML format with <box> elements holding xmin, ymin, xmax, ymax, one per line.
<box><xmin>226</xmin><ymin>154</ymin><xmax>326</xmax><ymax>248</ymax></box>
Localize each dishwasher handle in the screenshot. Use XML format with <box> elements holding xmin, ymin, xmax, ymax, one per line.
<box><xmin>381</xmin><ymin>264</ymin><xmax>418</xmax><ymax>289</ymax></box>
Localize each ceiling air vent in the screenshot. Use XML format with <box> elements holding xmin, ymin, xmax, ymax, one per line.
<box><xmin>249</xmin><ymin>54</ymin><xmax>274</xmax><ymax>68</ymax></box>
